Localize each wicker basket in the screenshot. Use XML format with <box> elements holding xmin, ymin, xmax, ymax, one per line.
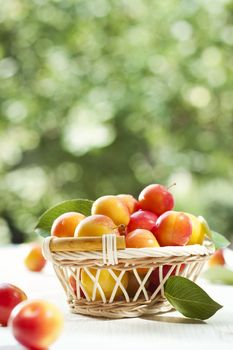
<box><xmin>43</xmin><ymin>234</ymin><xmax>214</xmax><ymax>319</ymax></box>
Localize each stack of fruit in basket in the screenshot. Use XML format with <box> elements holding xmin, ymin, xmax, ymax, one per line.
<box><xmin>50</xmin><ymin>183</ymin><xmax>209</xmax><ymax>301</ymax></box>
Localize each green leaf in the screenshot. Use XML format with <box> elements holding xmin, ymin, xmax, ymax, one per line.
<box><xmin>211</xmin><ymin>231</ymin><xmax>230</xmax><ymax>250</ymax></box>
<box><xmin>164</xmin><ymin>276</ymin><xmax>222</xmax><ymax>320</ymax></box>
<box><xmin>203</xmin><ymin>266</ymin><xmax>233</xmax><ymax>285</ymax></box>
<box><xmin>197</xmin><ymin>216</ymin><xmax>230</xmax><ymax>249</ymax></box>
<box><xmin>35</xmin><ymin>199</ymin><xmax>93</xmax><ymax>237</ymax></box>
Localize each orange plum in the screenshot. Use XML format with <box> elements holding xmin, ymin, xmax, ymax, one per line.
<box><xmin>9</xmin><ymin>300</ymin><xmax>63</xmax><ymax>349</ymax></box>
<box><xmin>208</xmin><ymin>249</ymin><xmax>225</xmax><ymax>267</ymax></box>
<box><xmin>126</xmin><ymin>229</ymin><xmax>159</xmax><ymax>275</ymax></box>
<box><xmin>126</xmin><ymin>229</ymin><xmax>159</xmax><ymax>249</ymax></box>
<box><xmin>81</xmin><ymin>268</ymin><xmax>128</xmax><ymax>301</ymax></box>
<box><xmin>152</xmin><ymin>211</ymin><xmax>192</xmax><ymax>246</ymax></box>
<box><xmin>74</xmin><ymin>214</ymin><xmax>119</xmax><ymax>237</ymax></box>
<box><xmin>69</xmin><ymin>275</ymin><xmax>77</xmax><ymax>294</ymax></box>
<box><xmin>51</xmin><ymin>212</ymin><xmax>85</xmax><ymax>237</ymax></box>
<box><xmin>69</xmin><ymin>275</ymin><xmax>84</xmax><ymax>298</ymax></box>
<box><xmin>127</xmin><ymin>210</ymin><xmax>158</xmax><ymax>233</ymax></box>
<box><xmin>91</xmin><ymin>195</ymin><xmax>130</xmax><ymax>226</ymax></box>
<box><xmin>127</xmin><ymin>272</ymin><xmax>150</xmax><ymax>298</ymax></box>
<box><xmin>138</xmin><ymin>184</ymin><xmax>174</xmax><ymax>216</ymax></box>
<box><xmin>149</xmin><ymin>264</ymin><xmax>185</xmax><ymax>292</ymax></box>
<box><xmin>186</xmin><ymin>213</ymin><xmax>205</xmax><ymax>245</ymax></box>
<box><xmin>24</xmin><ymin>244</ymin><xmax>46</xmax><ymax>272</ymax></box>
<box><xmin>117</xmin><ymin>194</ymin><xmax>139</xmax><ymax>214</ymax></box>
<box><xmin>0</xmin><ymin>283</ymin><xmax>27</xmax><ymax>327</ymax></box>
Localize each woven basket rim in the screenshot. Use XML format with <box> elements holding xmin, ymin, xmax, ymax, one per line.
<box><xmin>44</xmin><ymin>238</ymin><xmax>214</xmax><ymax>261</ymax></box>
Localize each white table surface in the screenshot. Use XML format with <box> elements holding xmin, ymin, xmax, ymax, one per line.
<box><xmin>0</xmin><ymin>245</ymin><xmax>233</xmax><ymax>350</ymax></box>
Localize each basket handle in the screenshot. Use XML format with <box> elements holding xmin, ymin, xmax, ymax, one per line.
<box><xmin>48</xmin><ymin>235</ymin><xmax>126</xmax><ymax>252</ymax></box>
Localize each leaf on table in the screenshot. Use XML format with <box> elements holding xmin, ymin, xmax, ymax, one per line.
<box><xmin>203</xmin><ymin>266</ymin><xmax>233</xmax><ymax>285</ymax></box>
<box><xmin>35</xmin><ymin>199</ymin><xmax>93</xmax><ymax>237</ymax></box>
<box><xmin>164</xmin><ymin>276</ymin><xmax>222</xmax><ymax>320</ymax></box>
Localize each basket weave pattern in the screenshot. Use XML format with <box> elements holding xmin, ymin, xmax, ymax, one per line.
<box><xmin>43</xmin><ymin>234</ymin><xmax>214</xmax><ymax>318</ymax></box>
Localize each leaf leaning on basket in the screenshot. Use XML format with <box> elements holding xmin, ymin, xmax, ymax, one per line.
<box><xmin>35</xmin><ymin>199</ymin><xmax>93</xmax><ymax>237</ymax></box>
<box><xmin>210</xmin><ymin>231</ymin><xmax>230</xmax><ymax>250</ymax></box>
<box><xmin>164</xmin><ymin>276</ymin><xmax>222</xmax><ymax>320</ymax></box>
<box><xmin>198</xmin><ymin>216</ymin><xmax>230</xmax><ymax>250</ymax></box>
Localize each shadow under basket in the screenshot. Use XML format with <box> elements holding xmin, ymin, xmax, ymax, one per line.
<box><xmin>43</xmin><ymin>234</ymin><xmax>214</xmax><ymax>319</ymax></box>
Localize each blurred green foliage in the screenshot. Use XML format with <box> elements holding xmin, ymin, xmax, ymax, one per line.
<box><xmin>0</xmin><ymin>0</ymin><xmax>233</xmax><ymax>243</ymax></box>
